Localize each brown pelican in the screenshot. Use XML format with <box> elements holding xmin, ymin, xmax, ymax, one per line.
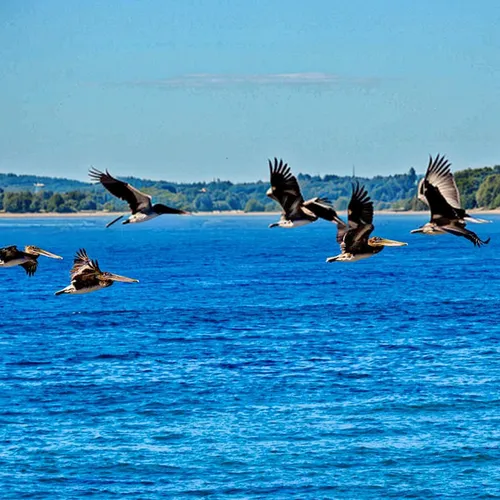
<box><xmin>327</xmin><ymin>183</ymin><xmax>407</xmax><ymax>262</ymax></box>
<box><xmin>411</xmin><ymin>154</ymin><xmax>490</xmax><ymax>246</ymax></box>
<box><xmin>267</xmin><ymin>158</ymin><xmax>344</xmax><ymax>228</ymax></box>
<box><xmin>0</xmin><ymin>245</ymin><xmax>62</xmax><ymax>276</ymax></box>
<box><xmin>89</xmin><ymin>168</ymin><xmax>188</xmax><ymax>227</ymax></box>
<box><xmin>55</xmin><ymin>249</ymin><xmax>138</xmax><ymax>295</ymax></box>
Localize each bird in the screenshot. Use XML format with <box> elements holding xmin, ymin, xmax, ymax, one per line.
<box><xmin>89</xmin><ymin>167</ymin><xmax>189</xmax><ymax>228</ymax></box>
<box><xmin>327</xmin><ymin>183</ymin><xmax>407</xmax><ymax>262</ymax></box>
<box><xmin>0</xmin><ymin>245</ymin><xmax>62</xmax><ymax>276</ymax></box>
<box><xmin>266</xmin><ymin>158</ymin><xmax>344</xmax><ymax>228</ymax></box>
<box><xmin>55</xmin><ymin>249</ymin><xmax>138</xmax><ymax>295</ymax></box>
<box><xmin>411</xmin><ymin>154</ymin><xmax>490</xmax><ymax>246</ymax></box>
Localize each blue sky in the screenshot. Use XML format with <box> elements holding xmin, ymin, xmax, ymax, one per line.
<box><xmin>1</xmin><ymin>0</ymin><xmax>500</xmax><ymax>182</ymax></box>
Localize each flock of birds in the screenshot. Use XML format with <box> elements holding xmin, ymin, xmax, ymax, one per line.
<box><xmin>0</xmin><ymin>154</ymin><xmax>491</xmax><ymax>294</ymax></box>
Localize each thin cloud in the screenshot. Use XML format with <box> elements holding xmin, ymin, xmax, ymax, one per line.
<box><xmin>119</xmin><ymin>72</ymin><xmax>381</xmax><ymax>89</ymax></box>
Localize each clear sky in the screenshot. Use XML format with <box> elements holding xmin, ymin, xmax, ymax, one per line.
<box><xmin>1</xmin><ymin>0</ymin><xmax>500</xmax><ymax>182</ymax></box>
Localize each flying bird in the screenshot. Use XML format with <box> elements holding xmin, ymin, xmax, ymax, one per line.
<box><xmin>411</xmin><ymin>154</ymin><xmax>490</xmax><ymax>246</ymax></box>
<box><xmin>89</xmin><ymin>168</ymin><xmax>188</xmax><ymax>227</ymax></box>
<box><xmin>55</xmin><ymin>249</ymin><xmax>138</xmax><ymax>295</ymax></box>
<box><xmin>266</xmin><ymin>158</ymin><xmax>344</xmax><ymax>228</ymax></box>
<box><xmin>327</xmin><ymin>183</ymin><xmax>407</xmax><ymax>262</ymax></box>
<box><xmin>0</xmin><ymin>245</ymin><xmax>62</xmax><ymax>276</ymax></box>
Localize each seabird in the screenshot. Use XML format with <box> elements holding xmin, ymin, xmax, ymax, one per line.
<box><xmin>266</xmin><ymin>158</ymin><xmax>344</xmax><ymax>228</ymax></box>
<box><xmin>0</xmin><ymin>245</ymin><xmax>62</xmax><ymax>276</ymax></box>
<box><xmin>327</xmin><ymin>183</ymin><xmax>407</xmax><ymax>262</ymax></box>
<box><xmin>411</xmin><ymin>154</ymin><xmax>490</xmax><ymax>246</ymax></box>
<box><xmin>55</xmin><ymin>248</ymin><xmax>138</xmax><ymax>295</ymax></box>
<box><xmin>89</xmin><ymin>168</ymin><xmax>188</xmax><ymax>227</ymax></box>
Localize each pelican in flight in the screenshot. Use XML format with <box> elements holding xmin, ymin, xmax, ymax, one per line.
<box><xmin>89</xmin><ymin>168</ymin><xmax>188</xmax><ymax>227</ymax></box>
<box><xmin>411</xmin><ymin>154</ymin><xmax>490</xmax><ymax>246</ymax></box>
<box><xmin>0</xmin><ymin>245</ymin><xmax>62</xmax><ymax>276</ymax></box>
<box><xmin>267</xmin><ymin>158</ymin><xmax>344</xmax><ymax>228</ymax></box>
<box><xmin>327</xmin><ymin>183</ymin><xmax>407</xmax><ymax>262</ymax></box>
<box><xmin>55</xmin><ymin>249</ymin><xmax>138</xmax><ymax>295</ymax></box>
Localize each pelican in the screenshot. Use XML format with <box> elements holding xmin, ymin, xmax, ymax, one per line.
<box><xmin>55</xmin><ymin>249</ymin><xmax>138</xmax><ymax>295</ymax></box>
<box><xmin>327</xmin><ymin>183</ymin><xmax>407</xmax><ymax>262</ymax></box>
<box><xmin>267</xmin><ymin>158</ymin><xmax>344</xmax><ymax>228</ymax></box>
<box><xmin>0</xmin><ymin>245</ymin><xmax>62</xmax><ymax>276</ymax></box>
<box><xmin>89</xmin><ymin>168</ymin><xmax>188</xmax><ymax>227</ymax></box>
<box><xmin>411</xmin><ymin>154</ymin><xmax>490</xmax><ymax>246</ymax></box>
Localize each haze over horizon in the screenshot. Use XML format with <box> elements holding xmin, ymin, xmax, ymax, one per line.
<box><xmin>2</xmin><ymin>0</ymin><xmax>499</xmax><ymax>182</ymax></box>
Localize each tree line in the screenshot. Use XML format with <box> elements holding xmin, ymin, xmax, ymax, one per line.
<box><xmin>0</xmin><ymin>164</ymin><xmax>499</xmax><ymax>213</ymax></box>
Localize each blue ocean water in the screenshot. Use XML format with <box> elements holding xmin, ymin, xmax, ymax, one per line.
<box><xmin>0</xmin><ymin>214</ymin><xmax>499</xmax><ymax>499</ymax></box>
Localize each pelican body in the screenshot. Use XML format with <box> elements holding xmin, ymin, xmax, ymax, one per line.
<box><xmin>327</xmin><ymin>183</ymin><xmax>407</xmax><ymax>262</ymax></box>
<box><xmin>55</xmin><ymin>249</ymin><xmax>138</xmax><ymax>295</ymax></box>
<box><xmin>411</xmin><ymin>154</ymin><xmax>490</xmax><ymax>247</ymax></box>
<box><xmin>89</xmin><ymin>168</ymin><xmax>188</xmax><ymax>228</ymax></box>
<box><xmin>0</xmin><ymin>245</ymin><xmax>62</xmax><ymax>276</ymax></box>
<box><xmin>266</xmin><ymin>158</ymin><xmax>344</xmax><ymax>228</ymax></box>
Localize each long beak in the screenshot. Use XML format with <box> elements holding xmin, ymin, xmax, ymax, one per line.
<box><xmin>377</xmin><ymin>238</ymin><xmax>408</xmax><ymax>247</ymax></box>
<box><xmin>108</xmin><ymin>273</ymin><xmax>139</xmax><ymax>283</ymax></box>
<box><xmin>410</xmin><ymin>228</ymin><xmax>423</xmax><ymax>234</ymax></box>
<box><xmin>37</xmin><ymin>248</ymin><xmax>63</xmax><ymax>259</ymax></box>
<box><xmin>106</xmin><ymin>215</ymin><xmax>124</xmax><ymax>228</ymax></box>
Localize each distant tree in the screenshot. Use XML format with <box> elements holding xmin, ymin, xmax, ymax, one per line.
<box><xmin>477</xmin><ymin>174</ymin><xmax>500</xmax><ymax>208</ymax></box>
<box><xmin>244</xmin><ymin>199</ymin><xmax>265</xmax><ymax>212</ymax></box>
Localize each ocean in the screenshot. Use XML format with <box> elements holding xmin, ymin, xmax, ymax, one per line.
<box><xmin>1</xmin><ymin>214</ymin><xmax>499</xmax><ymax>499</ymax></box>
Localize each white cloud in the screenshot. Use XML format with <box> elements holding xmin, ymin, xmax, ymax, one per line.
<box><xmin>121</xmin><ymin>72</ymin><xmax>380</xmax><ymax>89</ymax></box>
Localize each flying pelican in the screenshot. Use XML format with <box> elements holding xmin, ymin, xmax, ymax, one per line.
<box><xmin>89</xmin><ymin>168</ymin><xmax>188</xmax><ymax>227</ymax></box>
<box><xmin>267</xmin><ymin>158</ymin><xmax>344</xmax><ymax>228</ymax></box>
<box><xmin>55</xmin><ymin>249</ymin><xmax>138</xmax><ymax>295</ymax></box>
<box><xmin>327</xmin><ymin>183</ymin><xmax>407</xmax><ymax>262</ymax></box>
<box><xmin>411</xmin><ymin>154</ymin><xmax>490</xmax><ymax>246</ymax></box>
<box><xmin>0</xmin><ymin>245</ymin><xmax>62</xmax><ymax>276</ymax></box>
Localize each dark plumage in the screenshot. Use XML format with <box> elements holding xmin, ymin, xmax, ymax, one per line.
<box><xmin>89</xmin><ymin>168</ymin><xmax>188</xmax><ymax>227</ymax></box>
<box><xmin>266</xmin><ymin>158</ymin><xmax>344</xmax><ymax>228</ymax></box>
<box><xmin>0</xmin><ymin>245</ymin><xmax>62</xmax><ymax>276</ymax></box>
<box><xmin>55</xmin><ymin>248</ymin><xmax>138</xmax><ymax>295</ymax></box>
<box><xmin>327</xmin><ymin>183</ymin><xmax>407</xmax><ymax>262</ymax></box>
<box><xmin>411</xmin><ymin>154</ymin><xmax>490</xmax><ymax>246</ymax></box>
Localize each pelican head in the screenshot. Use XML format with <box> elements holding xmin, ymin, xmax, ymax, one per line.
<box><xmin>368</xmin><ymin>236</ymin><xmax>408</xmax><ymax>247</ymax></box>
<box><xmin>99</xmin><ymin>272</ymin><xmax>139</xmax><ymax>283</ymax></box>
<box><xmin>24</xmin><ymin>245</ymin><xmax>63</xmax><ymax>259</ymax></box>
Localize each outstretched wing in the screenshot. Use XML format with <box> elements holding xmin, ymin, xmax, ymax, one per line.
<box><xmin>418</xmin><ymin>154</ymin><xmax>465</xmax><ymax>220</ymax></box>
<box><xmin>338</xmin><ymin>183</ymin><xmax>374</xmax><ymax>252</ymax></box>
<box><xmin>267</xmin><ymin>158</ymin><xmax>304</xmax><ymax>215</ymax></box>
<box><xmin>0</xmin><ymin>245</ymin><xmax>20</xmax><ymax>261</ymax></box>
<box><xmin>302</xmin><ymin>198</ymin><xmax>344</xmax><ymax>225</ymax></box>
<box><xmin>89</xmin><ymin>167</ymin><xmax>152</xmax><ymax>214</ymax></box>
<box><xmin>21</xmin><ymin>260</ymin><xmax>38</xmax><ymax>276</ymax></box>
<box><xmin>441</xmin><ymin>221</ymin><xmax>490</xmax><ymax>247</ymax></box>
<box><xmin>70</xmin><ymin>248</ymin><xmax>101</xmax><ymax>279</ymax></box>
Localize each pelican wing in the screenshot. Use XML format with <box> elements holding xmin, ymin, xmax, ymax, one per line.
<box><xmin>70</xmin><ymin>248</ymin><xmax>101</xmax><ymax>279</ymax></box>
<box><xmin>440</xmin><ymin>222</ymin><xmax>490</xmax><ymax>247</ymax></box>
<box><xmin>338</xmin><ymin>183</ymin><xmax>375</xmax><ymax>252</ymax></box>
<box><xmin>302</xmin><ymin>198</ymin><xmax>344</xmax><ymax>225</ymax></box>
<box><xmin>89</xmin><ymin>168</ymin><xmax>152</xmax><ymax>214</ymax></box>
<box><xmin>21</xmin><ymin>260</ymin><xmax>38</xmax><ymax>276</ymax></box>
<box><xmin>0</xmin><ymin>245</ymin><xmax>20</xmax><ymax>261</ymax></box>
<box><xmin>418</xmin><ymin>154</ymin><xmax>462</xmax><ymax>209</ymax></box>
<box><xmin>267</xmin><ymin>158</ymin><xmax>304</xmax><ymax>214</ymax></box>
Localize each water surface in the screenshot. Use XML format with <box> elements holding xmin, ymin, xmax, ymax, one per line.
<box><xmin>1</xmin><ymin>215</ymin><xmax>499</xmax><ymax>498</ymax></box>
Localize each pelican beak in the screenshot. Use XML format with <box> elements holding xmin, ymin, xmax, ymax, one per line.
<box><xmin>410</xmin><ymin>228</ymin><xmax>423</xmax><ymax>234</ymax></box>
<box><xmin>376</xmin><ymin>238</ymin><xmax>408</xmax><ymax>247</ymax></box>
<box><xmin>269</xmin><ymin>222</ymin><xmax>279</xmax><ymax>228</ymax></box>
<box><xmin>36</xmin><ymin>248</ymin><xmax>63</xmax><ymax>259</ymax></box>
<box><xmin>108</xmin><ymin>273</ymin><xmax>139</xmax><ymax>283</ymax></box>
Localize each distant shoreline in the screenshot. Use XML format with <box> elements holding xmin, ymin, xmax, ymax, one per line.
<box><xmin>0</xmin><ymin>209</ymin><xmax>499</xmax><ymax>219</ymax></box>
